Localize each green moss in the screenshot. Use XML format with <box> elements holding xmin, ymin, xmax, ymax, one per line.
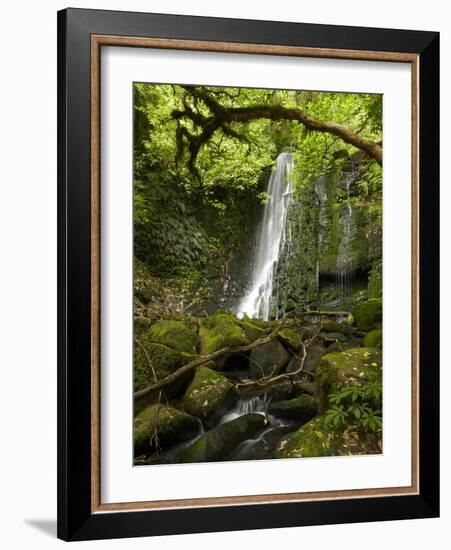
<box><xmin>320</xmin><ymin>320</ymin><xmax>354</xmax><ymax>335</ymax></box>
<box><xmin>147</xmin><ymin>319</ymin><xmax>198</xmax><ymax>354</ymax></box>
<box><xmin>368</xmin><ymin>260</ymin><xmax>382</xmax><ymax>298</ymax></box>
<box><xmin>278</xmin><ymin>328</ymin><xmax>301</xmax><ymax>350</ymax></box>
<box><xmin>316</xmin><ymin>347</ymin><xmax>382</xmax><ymax>409</ymax></box>
<box><xmin>182</xmin><ymin>366</ymin><xmax>236</xmax><ymax>420</ymax></box>
<box><xmin>199</xmin><ymin>312</ymin><xmax>248</xmax><ymax>355</ymax></box>
<box><xmin>134</xmin><ymin>404</ymin><xmax>200</xmax><ymax>454</ymax></box>
<box><xmin>276</xmin><ymin>415</ymin><xmax>381</xmax><ymax>458</ymax></box>
<box><xmin>352</xmin><ymin>298</ymin><xmax>382</xmax><ymax>331</ymax></box>
<box><xmin>276</xmin><ymin>417</ymin><xmax>340</xmax><ymax>458</ymax></box>
<box><xmin>134</xmin><ymin>337</ymin><xmax>195</xmax><ymax>395</ymax></box>
<box><xmin>362</xmin><ymin>328</ymin><xmax>382</xmax><ymax>348</ymax></box>
<box><xmin>239</xmin><ymin>316</ymin><xmax>267</xmax><ymax>342</ymax></box>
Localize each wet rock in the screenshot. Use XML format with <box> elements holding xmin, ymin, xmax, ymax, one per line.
<box><xmin>262</xmin><ymin>425</ymin><xmax>299</xmax><ymax>451</ymax></box>
<box><xmin>134</xmin><ymin>404</ymin><xmax>200</xmax><ymax>455</ymax></box>
<box><xmin>249</xmin><ymin>339</ymin><xmax>291</xmax><ymax>378</ymax></box>
<box><xmin>226</xmin><ymin>438</ymin><xmax>272</xmax><ymax>461</ymax></box>
<box><xmin>175</xmin><ymin>413</ymin><xmax>267</xmax><ymax>463</ymax></box>
<box><xmin>268</xmin><ymin>394</ymin><xmax>318</xmax><ymax>421</ymax></box>
<box><xmin>266</xmin><ymin>380</ymin><xmax>299</xmax><ymax>402</ymax></box>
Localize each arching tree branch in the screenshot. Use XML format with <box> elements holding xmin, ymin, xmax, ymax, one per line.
<box><xmin>172</xmin><ymin>86</ymin><xmax>382</xmax><ymax>173</ymax></box>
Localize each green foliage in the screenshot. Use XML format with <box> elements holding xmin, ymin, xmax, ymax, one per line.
<box><xmin>291</xmin><ymin>92</ymin><xmax>382</xmax><ymax>189</ymax></box>
<box><xmin>325</xmin><ymin>380</ymin><xmax>382</xmax><ymax>433</ymax></box>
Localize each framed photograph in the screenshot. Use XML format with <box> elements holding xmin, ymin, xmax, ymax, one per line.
<box><xmin>57</xmin><ymin>8</ymin><xmax>439</xmax><ymax>541</ymax></box>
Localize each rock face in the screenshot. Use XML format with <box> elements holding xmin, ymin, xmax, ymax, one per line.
<box><xmin>316</xmin><ymin>347</ymin><xmax>382</xmax><ymax>410</ymax></box>
<box><xmin>272</xmin><ymin>159</ymin><xmax>382</xmax><ymax>314</ymax></box>
<box><xmin>182</xmin><ymin>366</ymin><xmax>236</xmax><ymax>423</ymax></box>
<box><xmin>368</xmin><ymin>260</ymin><xmax>382</xmax><ymax>298</ymax></box>
<box><xmin>199</xmin><ymin>312</ymin><xmax>249</xmax><ymax>356</ymax></box>
<box><xmin>176</xmin><ymin>413</ymin><xmax>267</xmax><ymax>463</ymax></box>
<box><xmin>352</xmin><ymin>298</ymin><xmax>382</xmax><ymax>331</ymax></box>
<box><xmin>268</xmin><ymin>394</ymin><xmax>318</xmax><ymax>421</ymax></box>
<box><xmin>134</xmin><ymin>404</ymin><xmax>200</xmax><ymax>455</ymax></box>
<box><xmin>249</xmin><ymin>339</ymin><xmax>291</xmax><ymax>378</ymax></box>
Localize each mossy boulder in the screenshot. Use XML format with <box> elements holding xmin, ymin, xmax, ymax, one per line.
<box><xmin>362</xmin><ymin>328</ymin><xmax>383</xmax><ymax>348</ymax></box>
<box><xmin>316</xmin><ymin>347</ymin><xmax>382</xmax><ymax>409</ymax></box>
<box><xmin>175</xmin><ymin>413</ymin><xmax>267</xmax><ymax>463</ymax></box>
<box><xmin>276</xmin><ymin>417</ymin><xmax>342</xmax><ymax>458</ymax></box>
<box><xmin>199</xmin><ymin>312</ymin><xmax>249</xmax><ymax>357</ymax></box>
<box><xmin>134</xmin><ymin>339</ymin><xmax>195</xmax><ymax>398</ymax></box>
<box><xmin>249</xmin><ymin>339</ymin><xmax>291</xmax><ymax>379</ymax></box>
<box><xmin>322</xmin><ymin>331</ymin><xmax>348</xmax><ymax>344</ymax></box>
<box><xmin>320</xmin><ymin>320</ymin><xmax>355</xmax><ymax>335</ymax></box>
<box><xmin>239</xmin><ymin>316</ymin><xmax>267</xmax><ymax>342</ymax></box>
<box><xmin>278</xmin><ymin>328</ymin><xmax>301</xmax><ymax>351</ymax></box>
<box><xmin>268</xmin><ymin>394</ymin><xmax>318</xmax><ymax>421</ymax></box>
<box><xmin>182</xmin><ymin>366</ymin><xmax>236</xmax><ymax>422</ymax></box>
<box><xmin>134</xmin><ymin>404</ymin><xmax>200</xmax><ymax>455</ymax></box>
<box><xmin>276</xmin><ymin>416</ymin><xmax>380</xmax><ymax>458</ymax></box>
<box><xmin>147</xmin><ymin>319</ymin><xmax>198</xmax><ymax>354</ymax></box>
<box><xmin>352</xmin><ymin>298</ymin><xmax>382</xmax><ymax>331</ymax></box>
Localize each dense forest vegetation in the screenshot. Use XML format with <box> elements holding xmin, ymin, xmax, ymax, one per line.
<box><xmin>133</xmin><ymin>83</ymin><xmax>383</xmax><ymax>465</ymax></box>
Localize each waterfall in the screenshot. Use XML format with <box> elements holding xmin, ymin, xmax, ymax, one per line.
<box><xmin>237</xmin><ymin>152</ymin><xmax>294</xmax><ymax>320</ymax></box>
<box><xmin>219</xmin><ymin>393</ymin><xmax>268</xmax><ymax>425</ymax></box>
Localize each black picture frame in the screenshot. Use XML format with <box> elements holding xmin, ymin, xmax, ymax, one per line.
<box><xmin>57</xmin><ymin>7</ymin><xmax>439</xmax><ymax>541</ymax></box>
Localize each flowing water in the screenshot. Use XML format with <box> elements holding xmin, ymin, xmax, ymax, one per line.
<box><xmin>237</xmin><ymin>152</ymin><xmax>294</xmax><ymax>320</ymax></box>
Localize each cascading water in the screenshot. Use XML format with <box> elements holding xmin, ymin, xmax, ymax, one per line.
<box><xmin>237</xmin><ymin>152</ymin><xmax>294</xmax><ymax>320</ymax></box>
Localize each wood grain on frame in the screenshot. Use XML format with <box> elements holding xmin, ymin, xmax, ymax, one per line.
<box><xmin>90</xmin><ymin>34</ymin><xmax>420</xmax><ymax>514</ymax></box>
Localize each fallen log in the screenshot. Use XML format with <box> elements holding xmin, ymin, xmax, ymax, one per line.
<box><xmin>134</xmin><ymin>331</ymin><xmax>280</xmax><ymax>399</ymax></box>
